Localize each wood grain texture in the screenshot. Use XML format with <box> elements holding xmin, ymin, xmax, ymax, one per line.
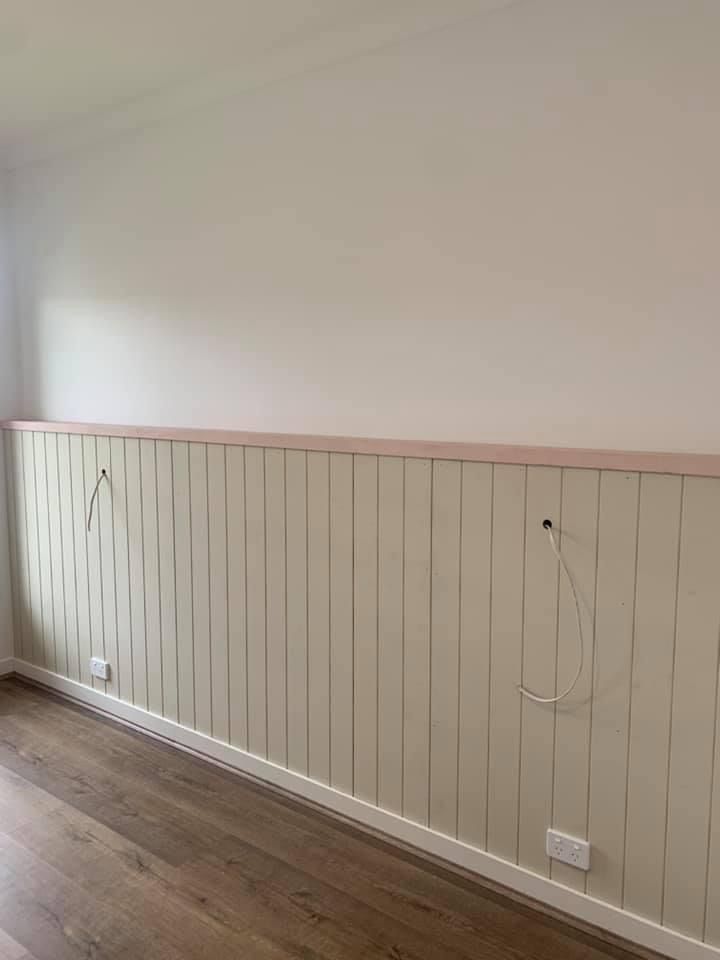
<box><xmin>0</xmin><ymin>678</ymin><xmax>657</xmax><ymax>960</ymax></box>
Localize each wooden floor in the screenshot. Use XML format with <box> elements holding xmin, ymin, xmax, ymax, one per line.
<box><xmin>0</xmin><ymin>678</ymin><xmax>661</xmax><ymax>960</ymax></box>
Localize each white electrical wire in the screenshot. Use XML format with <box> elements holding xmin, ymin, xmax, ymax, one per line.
<box><xmin>518</xmin><ymin>522</ymin><xmax>584</xmax><ymax>704</ymax></box>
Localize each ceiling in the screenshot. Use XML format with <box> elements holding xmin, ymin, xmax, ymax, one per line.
<box><xmin>0</xmin><ymin>0</ymin><xmax>506</xmax><ymax>166</ymax></box>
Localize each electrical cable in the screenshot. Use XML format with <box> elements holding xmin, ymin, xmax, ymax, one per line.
<box><xmin>518</xmin><ymin>520</ymin><xmax>585</xmax><ymax>704</ymax></box>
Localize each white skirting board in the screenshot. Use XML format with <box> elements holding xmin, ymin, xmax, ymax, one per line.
<box><xmin>8</xmin><ymin>658</ymin><xmax>718</xmax><ymax>960</ymax></box>
<box><xmin>0</xmin><ymin>658</ymin><xmax>14</xmax><ymax>677</ymax></box>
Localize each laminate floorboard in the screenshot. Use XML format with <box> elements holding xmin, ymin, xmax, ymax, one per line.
<box><xmin>0</xmin><ymin>679</ymin><xmax>664</xmax><ymax>960</ymax></box>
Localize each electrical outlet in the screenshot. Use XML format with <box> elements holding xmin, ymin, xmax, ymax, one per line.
<box><xmin>90</xmin><ymin>657</ymin><xmax>111</xmax><ymax>681</ymax></box>
<box><xmin>546</xmin><ymin>829</ymin><xmax>590</xmax><ymax>871</ymax></box>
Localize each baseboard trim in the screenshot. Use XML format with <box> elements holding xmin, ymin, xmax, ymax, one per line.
<box><xmin>11</xmin><ymin>659</ymin><xmax>718</xmax><ymax>960</ymax></box>
<box><xmin>0</xmin><ymin>657</ymin><xmax>15</xmax><ymax>677</ymax></box>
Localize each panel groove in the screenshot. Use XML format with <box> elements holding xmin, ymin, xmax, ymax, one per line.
<box><xmin>122</xmin><ymin>439</ymin><xmax>135</xmax><ymax>701</ymax></box>
<box><xmin>621</xmin><ymin>475</ymin><xmax>643</xmax><ymax>906</ymax></box>
<box><xmin>156</xmin><ymin>441</ymin><xmax>165</xmax><ymax>716</ymax></box>
<box><xmin>704</xmin><ymin>645</ymin><xmax>720</xmax><ymax>941</ymax></box>
<box><xmin>583</xmin><ymin>478</ymin><xmax>603</xmax><ymax>895</ymax></box>
<box><xmin>661</xmin><ymin>474</ymin><xmax>684</xmax><ymax>926</ymax></box>
<box><xmin>516</xmin><ymin>468</ymin><xmax>529</xmax><ymax>866</ymax></box>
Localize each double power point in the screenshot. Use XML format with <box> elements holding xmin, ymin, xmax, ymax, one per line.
<box><xmin>546</xmin><ymin>829</ymin><xmax>591</xmax><ymax>871</ymax></box>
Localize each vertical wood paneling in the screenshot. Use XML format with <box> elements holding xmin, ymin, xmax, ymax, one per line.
<box><xmin>663</xmin><ymin>477</ymin><xmax>720</xmax><ymax>939</ymax></box>
<box><xmin>587</xmin><ymin>471</ymin><xmax>640</xmax><ymax>906</ymax></box>
<box><xmin>125</xmin><ymin>438</ymin><xmax>147</xmax><ymax>709</ymax></box>
<box><xmin>226</xmin><ymin>445</ymin><xmax>247</xmax><ymax>749</ymax></box>
<box><xmin>353</xmin><ymin>454</ymin><xmax>378</xmax><ymax>804</ymax></box>
<box><xmin>109</xmin><ymin>437</ymin><xmax>132</xmax><ymax>702</ymax></box>
<box><xmin>707</xmin><ymin>695</ymin><xmax>720</xmax><ymax>947</ymax></box>
<box><xmin>23</xmin><ymin>431</ymin><xmax>43</xmax><ymax>664</ymax></box>
<box><xmin>330</xmin><ymin>452</ymin><xmax>354</xmax><ymax>794</ymax></box>
<box><xmin>9</xmin><ymin>424</ymin><xmax>720</xmax><ymax>947</ymax></box>
<box><xmin>285</xmin><ymin>449</ymin><xmax>308</xmax><ymax>775</ymax></box>
<box><xmin>307</xmin><ymin>451</ymin><xmax>330</xmax><ymax>783</ymax></box>
<box><xmin>57</xmin><ymin>434</ymin><xmax>80</xmax><ymax>682</ymax></box>
<box><xmin>9</xmin><ymin>432</ymin><xmax>31</xmax><ymax>661</ymax></box>
<box><xmin>623</xmin><ymin>474</ymin><xmax>682</xmax><ymax>921</ymax></box>
<box><xmin>189</xmin><ymin>442</ymin><xmax>211</xmax><ymax>735</ymax></box>
<box><xmin>403</xmin><ymin>458</ymin><xmax>432</xmax><ymax>826</ymax></box>
<box><xmin>208</xmin><ymin>444</ymin><xmax>229</xmax><ymax>742</ymax></box>
<box><xmin>3</xmin><ymin>432</ymin><xmax>21</xmax><ymax>656</ymax></box>
<box><xmin>487</xmin><ymin>464</ymin><xmax>525</xmax><ymax>862</ymax></box>
<box><xmin>429</xmin><ymin>459</ymin><xmax>461</xmax><ymax>838</ymax></box>
<box><xmin>44</xmin><ymin>433</ymin><xmax>67</xmax><ymax>677</ymax></box>
<box><xmin>551</xmin><ymin>468</ymin><xmax>599</xmax><ymax>891</ymax></box>
<box><xmin>140</xmin><ymin>439</ymin><xmax>163</xmax><ymax>715</ymax></box>
<box><xmin>172</xmin><ymin>441</ymin><xmax>194</xmax><ymax>728</ymax></box>
<box><xmin>34</xmin><ymin>433</ymin><xmax>55</xmax><ymax>672</ymax></box>
<box><xmin>96</xmin><ymin>435</ymin><xmax>118</xmax><ymax>697</ymax></box>
<box><xmin>377</xmin><ymin>456</ymin><xmax>404</xmax><ymax>815</ymax></box>
<box><xmin>265</xmin><ymin>447</ymin><xmax>287</xmax><ymax>766</ymax></box>
<box><xmin>156</xmin><ymin>440</ymin><xmax>178</xmax><ymax>721</ymax></box>
<box><xmin>69</xmin><ymin>434</ymin><xmax>92</xmax><ymax>687</ymax></box>
<box><xmin>82</xmin><ymin>435</ymin><xmax>105</xmax><ymax>692</ymax></box>
<box><xmin>245</xmin><ymin>445</ymin><xmax>267</xmax><ymax>758</ymax></box>
<box><xmin>140</xmin><ymin>440</ymin><xmax>163</xmax><ymax>714</ymax></box>
<box><xmin>457</xmin><ymin>461</ymin><xmax>492</xmax><ymax>847</ymax></box>
<box><xmin>518</xmin><ymin>467</ymin><xmax>562</xmax><ymax>876</ymax></box>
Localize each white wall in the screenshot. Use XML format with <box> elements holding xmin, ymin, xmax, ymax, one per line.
<box><xmin>0</xmin><ymin>179</ymin><xmax>19</xmax><ymax>660</ymax></box>
<box><xmin>8</xmin><ymin>0</ymin><xmax>720</xmax><ymax>453</ymax></box>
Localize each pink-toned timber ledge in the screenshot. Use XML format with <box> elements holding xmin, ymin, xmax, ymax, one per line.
<box><xmin>3</xmin><ymin>419</ymin><xmax>720</xmax><ymax>479</ymax></box>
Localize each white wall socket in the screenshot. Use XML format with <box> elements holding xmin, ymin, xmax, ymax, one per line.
<box><xmin>90</xmin><ymin>657</ymin><xmax>111</xmax><ymax>681</ymax></box>
<box><xmin>546</xmin><ymin>829</ymin><xmax>591</xmax><ymax>871</ymax></box>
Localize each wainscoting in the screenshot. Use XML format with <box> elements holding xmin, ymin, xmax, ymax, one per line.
<box><xmin>3</xmin><ymin>423</ymin><xmax>720</xmax><ymax>959</ymax></box>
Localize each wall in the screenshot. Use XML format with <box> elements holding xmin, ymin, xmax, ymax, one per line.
<box><xmin>7</xmin><ymin>0</ymin><xmax>720</xmax><ymax>453</ymax></box>
<box><xmin>0</xmin><ymin>181</ymin><xmax>18</xmax><ymax>663</ymax></box>
<box><xmin>4</xmin><ymin>423</ymin><xmax>720</xmax><ymax>958</ymax></box>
